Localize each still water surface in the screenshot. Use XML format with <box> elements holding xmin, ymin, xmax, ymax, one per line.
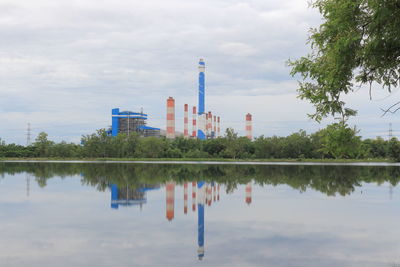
<box><xmin>0</xmin><ymin>162</ymin><xmax>399</xmax><ymax>266</ymax></box>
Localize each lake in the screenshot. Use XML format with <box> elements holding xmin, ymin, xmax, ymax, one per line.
<box><xmin>0</xmin><ymin>162</ymin><xmax>399</xmax><ymax>266</ymax></box>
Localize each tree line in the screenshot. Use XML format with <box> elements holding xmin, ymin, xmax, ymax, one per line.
<box><xmin>1</xmin><ymin>122</ymin><xmax>400</xmax><ymax>161</ymax></box>
<box><xmin>1</xmin><ymin>162</ymin><xmax>400</xmax><ymax>196</ymax></box>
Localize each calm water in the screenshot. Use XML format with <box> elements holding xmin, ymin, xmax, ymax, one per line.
<box><xmin>0</xmin><ymin>162</ymin><xmax>400</xmax><ymax>267</ymax></box>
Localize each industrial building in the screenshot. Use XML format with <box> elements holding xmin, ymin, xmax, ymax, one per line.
<box><xmin>165</xmin><ymin>59</ymin><xmax>222</xmax><ymax>140</ymax></box>
<box><xmin>111</xmin><ymin>108</ymin><xmax>161</xmax><ymax>137</ymax></box>
<box><xmin>109</xmin><ymin>59</ymin><xmax>252</xmax><ymax>140</ymax></box>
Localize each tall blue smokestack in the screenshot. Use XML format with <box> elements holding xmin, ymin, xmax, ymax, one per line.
<box><xmin>198</xmin><ymin>59</ymin><xmax>206</xmax><ymax>140</ymax></box>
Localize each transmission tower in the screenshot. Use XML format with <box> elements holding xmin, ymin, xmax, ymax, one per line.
<box><xmin>389</xmin><ymin>123</ymin><xmax>393</xmax><ymax>140</ymax></box>
<box><xmin>26</xmin><ymin>123</ymin><xmax>31</xmax><ymax>146</ymax></box>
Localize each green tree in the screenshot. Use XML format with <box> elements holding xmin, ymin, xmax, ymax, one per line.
<box><xmin>34</xmin><ymin>132</ymin><xmax>54</xmax><ymax>157</ymax></box>
<box><xmin>315</xmin><ymin>122</ymin><xmax>364</xmax><ymax>159</ymax></box>
<box><xmin>136</xmin><ymin>137</ymin><xmax>167</xmax><ymax>158</ymax></box>
<box><xmin>363</xmin><ymin>137</ymin><xmax>388</xmax><ymax>158</ymax></box>
<box><xmin>289</xmin><ymin>0</ymin><xmax>400</xmax><ymax>121</ymax></box>
<box><xmin>222</xmin><ymin>128</ymin><xmax>254</xmax><ymax>159</ymax></box>
<box><xmin>388</xmin><ymin>137</ymin><xmax>400</xmax><ymax>162</ymax></box>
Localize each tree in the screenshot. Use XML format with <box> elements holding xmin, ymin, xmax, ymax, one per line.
<box><xmin>136</xmin><ymin>137</ymin><xmax>167</xmax><ymax>158</ymax></box>
<box><xmin>34</xmin><ymin>132</ymin><xmax>54</xmax><ymax>157</ymax></box>
<box><xmin>388</xmin><ymin>137</ymin><xmax>400</xmax><ymax>162</ymax></box>
<box><xmin>314</xmin><ymin>122</ymin><xmax>364</xmax><ymax>159</ymax></box>
<box><xmin>289</xmin><ymin>0</ymin><xmax>400</xmax><ymax>121</ymax></box>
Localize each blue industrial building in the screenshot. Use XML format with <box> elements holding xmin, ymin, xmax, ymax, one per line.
<box><xmin>111</xmin><ymin>108</ymin><xmax>160</xmax><ymax>137</ymax></box>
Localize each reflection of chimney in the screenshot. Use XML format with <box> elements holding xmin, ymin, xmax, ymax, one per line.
<box><xmin>192</xmin><ymin>181</ymin><xmax>197</xmax><ymax>212</ymax></box>
<box><xmin>245</xmin><ymin>182</ymin><xmax>252</xmax><ymax>205</ymax></box>
<box><xmin>213</xmin><ymin>183</ymin><xmax>216</xmax><ymax>202</ymax></box>
<box><xmin>217</xmin><ymin>184</ymin><xmax>220</xmax><ymax>201</ymax></box>
<box><xmin>184</xmin><ymin>183</ymin><xmax>188</xmax><ymax>214</ymax></box>
<box><xmin>197</xmin><ymin>181</ymin><xmax>206</xmax><ymax>260</ymax></box>
<box><xmin>166</xmin><ymin>182</ymin><xmax>175</xmax><ymax>221</ymax></box>
<box><xmin>207</xmin><ymin>185</ymin><xmax>212</xmax><ymax>206</ymax></box>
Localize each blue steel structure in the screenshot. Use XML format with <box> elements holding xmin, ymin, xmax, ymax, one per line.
<box><xmin>198</xmin><ymin>59</ymin><xmax>206</xmax><ymax>140</ymax></box>
<box><xmin>111</xmin><ymin>108</ymin><xmax>160</xmax><ymax>137</ymax></box>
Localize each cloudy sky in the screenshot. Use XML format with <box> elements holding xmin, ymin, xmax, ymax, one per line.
<box><xmin>1</xmin><ymin>0</ymin><xmax>399</xmax><ymax>144</ymax></box>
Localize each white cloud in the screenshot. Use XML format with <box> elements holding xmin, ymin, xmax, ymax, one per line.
<box><xmin>2</xmin><ymin>0</ymin><xmax>389</xmax><ymax>144</ymax></box>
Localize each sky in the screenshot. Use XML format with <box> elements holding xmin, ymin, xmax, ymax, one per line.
<box><xmin>1</xmin><ymin>0</ymin><xmax>400</xmax><ymax>144</ymax></box>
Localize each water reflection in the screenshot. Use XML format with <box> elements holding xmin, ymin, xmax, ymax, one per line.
<box><xmin>1</xmin><ymin>162</ymin><xmax>400</xmax><ymax>265</ymax></box>
<box><xmin>110</xmin><ymin>184</ymin><xmax>160</xmax><ymax>209</ymax></box>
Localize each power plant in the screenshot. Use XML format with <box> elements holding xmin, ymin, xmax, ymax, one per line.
<box><xmin>111</xmin><ymin>108</ymin><xmax>161</xmax><ymax>137</ymax></box>
<box><xmin>164</xmin><ymin>59</ymin><xmax>224</xmax><ymax>140</ymax></box>
<box><xmin>109</xmin><ymin>59</ymin><xmax>253</xmax><ymax>139</ymax></box>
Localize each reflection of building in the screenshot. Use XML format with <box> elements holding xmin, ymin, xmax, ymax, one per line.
<box><xmin>111</xmin><ymin>184</ymin><xmax>160</xmax><ymax>209</ymax></box>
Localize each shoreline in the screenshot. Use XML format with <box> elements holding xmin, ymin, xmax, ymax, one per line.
<box><xmin>1</xmin><ymin>158</ymin><xmax>399</xmax><ymax>166</ymax></box>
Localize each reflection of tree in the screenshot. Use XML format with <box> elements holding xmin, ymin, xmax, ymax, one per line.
<box><xmin>0</xmin><ymin>162</ymin><xmax>400</xmax><ymax>197</ymax></box>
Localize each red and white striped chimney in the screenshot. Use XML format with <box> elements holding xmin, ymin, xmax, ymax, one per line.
<box><xmin>166</xmin><ymin>97</ymin><xmax>175</xmax><ymax>139</ymax></box>
<box><xmin>184</xmin><ymin>104</ymin><xmax>189</xmax><ymax>138</ymax></box>
<box><xmin>192</xmin><ymin>106</ymin><xmax>197</xmax><ymax>138</ymax></box>
<box><xmin>205</xmin><ymin>113</ymin><xmax>209</xmax><ymax>135</ymax></box>
<box><xmin>213</xmin><ymin>116</ymin><xmax>216</xmax><ymax>137</ymax></box>
<box><xmin>208</xmin><ymin>111</ymin><xmax>212</xmax><ymax>136</ymax></box>
<box><xmin>217</xmin><ymin>116</ymin><xmax>221</xmax><ymax>137</ymax></box>
<box><xmin>246</xmin><ymin>113</ymin><xmax>252</xmax><ymax>140</ymax></box>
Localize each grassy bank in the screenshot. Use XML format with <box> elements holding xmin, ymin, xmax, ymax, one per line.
<box><xmin>0</xmin><ymin>157</ymin><xmax>392</xmax><ymax>163</ymax></box>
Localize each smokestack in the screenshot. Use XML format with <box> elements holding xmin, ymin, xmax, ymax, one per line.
<box><xmin>246</xmin><ymin>113</ymin><xmax>252</xmax><ymax>140</ymax></box>
<box><xmin>207</xmin><ymin>111</ymin><xmax>212</xmax><ymax>137</ymax></box>
<box><xmin>213</xmin><ymin>116</ymin><xmax>216</xmax><ymax>138</ymax></box>
<box><xmin>192</xmin><ymin>106</ymin><xmax>197</xmax><ymax>138</ymax></box>
<box><xmin>184</xmin><ymin>104</ymin><xmax>189</xmax><ymax>138</ymax></box>
<box><xmin>198</xmin><ymin>59</ymin><xmax>206</xmax><ymax>140</ymax></box>
<box><xmin>166</xmin><ymin>97</ymin><xmax>175</xmax><ymax>139</ymax></box>
<box><xmin>205</xmin><ymin>113</ymin><xmax>209</xmax><ymax>135</ymax></box>
<box><xmin>217</xmin><ymin>116</ymin><xmax>220</xmax><ymax>137</ymax></box>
